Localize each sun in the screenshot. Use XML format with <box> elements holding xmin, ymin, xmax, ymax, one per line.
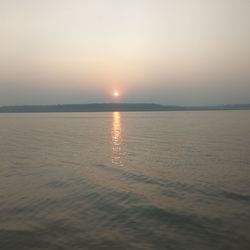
<box><xmin>113</xmin><ymin>91</ymin><xmax>119</xmax><ymax>97</ymax></box>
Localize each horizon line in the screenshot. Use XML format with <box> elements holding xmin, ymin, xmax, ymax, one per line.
<box><xmin>1</xmin><ymin>102</ymin><xmax>250</xmax><ymax>108</ymax></box>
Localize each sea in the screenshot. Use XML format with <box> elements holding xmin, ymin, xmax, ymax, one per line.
<box><xmin>0</xmin><ymin>111</ymin><xmax>250</xmax><ymax>250</ymax></box>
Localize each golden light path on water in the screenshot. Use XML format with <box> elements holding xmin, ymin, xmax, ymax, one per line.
<box><xmin>111</xmin><ymin>112</ymin><xmax>123</xmax><ymax>167</ymax></box>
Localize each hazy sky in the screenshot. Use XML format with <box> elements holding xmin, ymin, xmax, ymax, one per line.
<box><xmin>0</xmin><ymin>0</ymin><xmax>250</xmax><ymax>105</ymax></box>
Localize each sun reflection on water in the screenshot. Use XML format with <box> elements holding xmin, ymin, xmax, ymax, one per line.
<box><xmin>111</xmin><ymin>112</ymin><xmax>123</xmax><ymax>166</ymax></box>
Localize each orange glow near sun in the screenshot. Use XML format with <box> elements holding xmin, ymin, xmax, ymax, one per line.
<box><xmin>113</xmin><ymin>91</ymin><xmax>119</xmax><ymax>97</ymax></box>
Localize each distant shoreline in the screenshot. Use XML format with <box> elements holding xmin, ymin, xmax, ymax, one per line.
<box><xmin>0</xmin><ymin>103</ymin><xmax>250</xmax><ymax>113</ymax></box>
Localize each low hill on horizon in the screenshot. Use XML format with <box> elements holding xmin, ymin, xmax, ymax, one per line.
<box><xmin>0</xmin><ymin>103</ymin><xmax>250</xmax><ymax>113</ymax></box>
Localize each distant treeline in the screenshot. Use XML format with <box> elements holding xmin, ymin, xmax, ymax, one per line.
<box><xmin>0</xmin><ymin>103</ymin><xmax>250</xmax><ymax>113</ymax></box>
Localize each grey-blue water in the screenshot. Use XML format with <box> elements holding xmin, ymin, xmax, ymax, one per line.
<box><xmin>0</xmin><ymin>111</ymin><xmax>250</xmax><ymax>250</ymax></box>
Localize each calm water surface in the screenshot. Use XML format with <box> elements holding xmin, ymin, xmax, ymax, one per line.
<box><xmin>0</xmin><ymin>111</ymin><xmax>250</xmax><ymax>250</ymax></box>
